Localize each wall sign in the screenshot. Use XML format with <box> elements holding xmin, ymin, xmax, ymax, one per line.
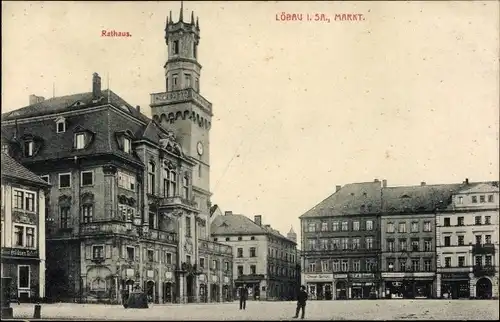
<box><xmin>1</xmin><ymin>247</ymin><xmax>38</xmax><ymax>258</ymax></box>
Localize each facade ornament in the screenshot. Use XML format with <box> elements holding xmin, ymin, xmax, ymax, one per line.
<box><xmin>103</xmin><ymin>164</ymin><xmax>117</xmax><ymax>175</ymax></box>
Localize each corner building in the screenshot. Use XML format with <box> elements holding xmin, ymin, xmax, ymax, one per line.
<box><xmin>299</xmin><ymin>181</ymin><xmax>382</xmax><ymax>300</ymax></box>
<box><xmin>436</xmin><ymin>181</ymin><xmax>499</xmax><ymax>299</ymax></box>
<box><xmin>1</xmin><ymin>6</ymin><xmax>232</xmax><ymax>304</ymax></box>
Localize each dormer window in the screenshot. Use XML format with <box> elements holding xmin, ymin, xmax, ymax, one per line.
<box><xmin>75</xmin><ymin>133</ymin><xmax>86</xmax><ymax>150</ymax></box>
<box><xmin>24</xmin><ymin>141</ymin><xmax>34</xmax><ymax>157</ymax></box>
<box><xmin>123</xmin><ymin>137</ymin><xmax>131</xmax><ymax>154</ymax></box>
<box><xmin>56</xmin><ymin>118</ymin><xmax>66</xmax><ymax>133</ymax></box>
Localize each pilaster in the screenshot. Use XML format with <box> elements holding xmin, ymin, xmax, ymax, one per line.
<box><xmin>436</xmin><ymin>273</ymin><xmax>441</xmax><ymax>298</ymax></box>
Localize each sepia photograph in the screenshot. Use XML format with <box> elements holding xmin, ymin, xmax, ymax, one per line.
<box><xmin>1</xmin><ymin>1</ymin><xmax>499</xmax><ymax>320</ymax></box>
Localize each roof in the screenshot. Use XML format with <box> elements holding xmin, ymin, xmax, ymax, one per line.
<box><xmin>300</xmin><ymin>181</ymin><xmax>383</xmax><ymax>218</ymax></box>
<box><xmin>381</xmin><ymin>183</ymin><xmax>465</xmax><ymax>213</ymax></box>
<box><xmin>1</xmin><ymin>152</ymin><xmax>49</xmax><ymax>186</ymax></box>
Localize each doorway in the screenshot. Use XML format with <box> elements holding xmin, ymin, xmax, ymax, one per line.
<box><xmin>476</xmin><ymin>278</ymin><xmax>492</xmax><ymax>299</ymax></box>
<box><xmin>145</xmin><ymin>280</ymin><xmax>155</xmax><ymax>303</ymax></box>
<box><xmin>163</xmin><ymin>282</ymin><xmax>172</xmax><ymax>303</ymax></box>
<box><xmin>186</xmin><ymin>274</ymin><xmax>194</xmax><ymax>302</ymax></box>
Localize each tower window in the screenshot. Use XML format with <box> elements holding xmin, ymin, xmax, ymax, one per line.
<box><xmin>185</xmin><ymin>74</ymin><xmax>191</xmax><ymax>88</ymax></box>
<box><xmin>195</xmin><ymin>78</ymin><xmax>199</xmax><ymax>92</ymax></box>
<box><xmin>173</xmin><ymin>40</ymin><xmax>179</xmax><ymax>55</ymax></box>
<box><xmin>173</xmin><ymin>74</ymin><xmax>178</xmax><ymax>87</ymax></box>
<box><xmin>193</xmin><ymin>43</ymin><xmax>197</xmax><ymax>58</ymax></box>
<box><xmin>166</xmin><ymin>77</ymin><xmax>169</xmax><ymax>91</ymax></box>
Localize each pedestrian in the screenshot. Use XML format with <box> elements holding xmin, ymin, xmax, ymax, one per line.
<box><xmin>239</xmin><ymin>284</ymin><xmax>248</xmax><ymax>310</ymax></box>
<box><xmin>294</xmin><ymin>285</ymin><xmax>308</xmax><ymax>319</ymax></box>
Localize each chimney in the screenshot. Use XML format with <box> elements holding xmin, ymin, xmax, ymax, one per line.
<box><xmin>374</xmin><ymin>179</ymin><xmax>380</xmax><ymax>183</ymax></box>
<box><xmin>421</xmin><ymin>182</ymin><xmax>426</xmax><ymax>186</ymax></box>
<box><xmin>136</xmin><ymin>105</ymin><xmax>141</xmax><ymax>113</ymax></box>
<box><xmin>382</xmin><ymin>179</ymin><xmax>387</xmax><ymax>188</ymax></box>
<box><xmin>254</xmin><ymin>215</ymin><xmax>262</xmax><ymax>226</ymax></box>
<box><xmin>465</xmin><ymin>178</ymin><xmax>469</xmax><ymax>185</ymax></box>
<box><xmin>224</xmin><ymin>211</ymin><xmax>232</xmax><ymax>216</ymax></box>
<box><xmin>335</xmin><ymin>185</ymin><xmax>342</xmax><ymax>192</ymax></box>
<box><xmin>92</xmin><ymin>73</ymin><xmax>102</xmax><ymax>98</ymax></box>
<box><xmin>29</xmin><ymin>94</ymin><xmax>45</xmax><ymax>105</ymax></box>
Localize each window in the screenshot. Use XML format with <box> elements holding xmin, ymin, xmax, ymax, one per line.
<box><xmin>399</xmin><ymin>258</ymin><xmax>407</xmax><ymax>271</ymax></box>
<box><xmin>488</xmin><ymin>195</ymin><xmax>494</xmax><ymax>202</ymax></box>
<box><xmin>341</xmin><ymin>221</ymin><xmax>348</xmax><ymax>231</ymax></box>
<box><xmin>387</xmin><ymin>259</ymin><xmax>395</xmax><ymax>271</ymax></box>
<box><xmin>18</xmin><ymin>265</ymin><xmax>30</xmax><ymax>289</ymax></box>
<box><xmin>479</xmin><ymin>195</ymin><xmax>485</xmax><ymax>203</ymax></box>
<box><xmin>321</xmin><ymin>222</ymin><xmax>328</xmax><ymax>231</ymax></box>
<box><xmin>387</xmin><ymin>239</ymin><xmax>395</xmax><ymax>252</ymax></box>
<box><xmin>423</xmin><ymin>221</ymin><xmax>431</xmax><ymax>232</ymax></box>
<box><xmin>184</xmin><ymin>74</ymin><xmax>191</xmax><ymax>88</ymax></box>
<box><xmin>352</xmin><ymin>260</ymin><xmax>360</xmax><ymax>272</ymax></box>
<box><xmin>485</xmin><ymin>216</ymin><xmax>491</xmax><ymax>225</ymax></box>
<box><xmin>411</xmin><ymin>239</ymin><xmax>419</xmax><ymax>251</ymax></box>
<box><xmin>237</xmin><ymin>248</ymin><xmax>243</xmax><ymax>258</ymax></box>
<box><xmin>443</xmin><ymin>218</ymin><xmax>450</xmax><ymax>227</ymax></box>
<box><xmin>186</xmin><ymin>255</ymin><xmax>192</xmax><ymax>264</ymax></box>
<box><xmin>250</xmin><ymin>265</ymin><xmax>256</xmax><ymax>275</ymax></box>
<box><xmin>164</xmin><ymin>169</ymin><xmax>177</xmax><ymax>197</ymax></box>
<box><xmin>457</xmin><ymin>235</ymin><xmax>464</xmax><ymax>246</ymax></box>
<box><xmin>341</xmin><ymin>260</ymin><xmax>349</xmax><ymax>272</ymax></box>
<box><xmin>119</xmin><ymin>204</ymin><xmax>135</xmax><ymax>221</ymax></box>
<box><xmin>148</xmin><ymin>162</ymin><xmax>155</xmax><ymax>194</ymax></box>
<box><xmin>213</xmin><ymin>238</ymin><xmax>218</xmax><ymax>241</ymax></box>
<box><xmin>185</xmin><ymin>216</ymin><xmax>191</xmax><ymax>237</ymax></box>
<box><xmin>485</xmin><ymin>235</ymin><xmax>492</xmax><ymax>244</ymax></box>
<box><xmin>24</xmin><ymin>141</ymin><xmax>34</xmax><ymax>157</ymax></box>
<box><xmin>308</xmin><ymin>263</ymin><xmax>316</xmax><ymax>272</ymax></box>
<box><xmin>341</xmin><ymin>238</ymin><xmax>349</xmax><ymax>250</ymax></box>
<box><xmin>320</xmin><ymin>238</ymin><xmax>328</xmax><ymax>250</ymax></box>
<box><xmin>475</xmin><ymin>256</ymin><xmax>482</xmax><ymax>266</ymax></box>
<box><xmin>13</xmin><ymin>225</ymin><xmax>36</xmax><ymax>248</ymax></box>
<box><xmin>40</xmin><ymin>175</ymin><xmax>50</xmax><ymax>183</ymax></box>
<box><xmin>332</xmin><ymin>221</ymin><xmax>339</xmax><ymax>231</ymax></box>
<box><xmin>472</xmin><ymin>195</ymin><xmax>478</xmax><ymax>203</ymax></box>
<box><xmin>59</xmin><ymin>173</ymin><xmax>71</xmax><ymax>188</ymax></box>
<box><xmin>475</xmin><ymin>235</ymin><xmax>482</xmax><ymax>244</ymax></box>
<box><xmin>123</xmin><ymin>137</ymin><xmax>131</xmax><ymax>153</ymax></box>
<box><xmin>366</xmin><ymin>220</ymin><xmax>373</xmax><ymax>231</ymax></box>
<box><xmin>81</xmin><ymin>171</ymin><xmax>94</xmax><ymax>186</ymax></box>
<box><xmin>424</xmin><ymin>239</ymin><xmax>432</xmax><ymax>252</ymax></box>
<box><xmin>82</xmin><ymin>205</ymin><xmax>93</xmax><ymax>223</ymax></box>
<box><xmin>57</xmin><ymin>120</ymin><xmax>66</xmax><ymax>133</ymax></box>
<box><xmin>411</xmin><ymin>222</ymin><xmax>419</xmax><ymax>232</ymax></box>
<box><xmin>475</xmin><ymin>216</ymin><xmax>481</xmax><ymax>225</ymax></box>
<box><xmin>423</xmin><ymin>259</ymin><xmax>432</xmax><ymax>271</ymax></box>
<box><xmin>458</xmin><ymin>256</ymin><xmax>465</xmax><ymax>267</ymax></box>
<box><xmin>444</xmin><ymin>236</ymin><xmax>451</xmax><ymax>247</ymax></box>
<box><xmin>195</xmin><ymin>78</ymin><xmax>199</xmax><ymax>91</ymax></box>
<box><xmin>457</xmin><ymin>196</ymin><xmax>463</xmax><ymax>204</ymax></box>
<box><xmin>13</xmin><ymin>189</ymin><xmax>36</xmax><ymax>212</ymax></box>
<box><xmin>75</xmin><ymin>133</ymin><xmax>85</xmax><ymax>149</ymax></box>
<box><xmin>173</xmin><ymin>74</ymin><xmax>178</xmax><ymax>86</ymax></box>
<box><xmin>353</xmin><ymin>221</ymin><xmax>360</xmax><ymax>231</ymax></box>
<box><xmin>332</xmin><ymin>260</ymin><xmax>340</xmax><ymax>272</ymax></box>
<box><xmin>173</xmin><ymin>40</ymin><xmax>179</xmax><ymax>54</ymax></box>
<box><xmin>411</xmin><ymin>259</ymin><xmax>420</xmax><ymax>271</ymax></box>
<box><xmin>457</xmin><ymin>217</ymin><xmax>464</xmax><ymax>226</ymax></box>
<box><xmin>485</xmin><ymin>255</ymin><xmax>492</xmax><ymax>266</ymax></box>
<box><xmin>387</xmin><ymin>222</ymin><xmax>395</xmax><ymax>233</ymax></box>
<box><xmin>444</xmin><ymin>257</ymin><xmax>451</xmax><ymax>268</ymax></box>
<box><xmin>332</xmin><ymin>238</ymin><xmax>340</xmax><ymax>250</ymax></box>
<box><xmin>2</xmin><ymin>144</ymin><xmax>8</xmax><ymax>154</ymax></box>
<box><xmin>193</xmin><ymin>43</ymin><xmax>197</xmax><ymax>58</ymax></box>
<box><xmin>398</xmin><ymin>222</ymin><xmax>406</xmax><ymax>233</ymax></box>
<box><xmin>225</xmin><ymin>261</ymin><xmax>230</xmax><ymax>271</ymax></box>
<box><xmin>165</xmin><ymin>252</ymin><xmax>172</xmax><ymax>264</ymax></box>
<box><xmin>238</xmin><ymin>236</ymin><xmax>242</xmax><ymax>241</ymax></box>
<box><xmin>351</xmin><ymin>238</ymin><xmax>360</xmax><ymax>250</ymax></box>
<box><xmin>237</xmin><ymin>265</ymin><xmax>244</xmax><ymax>276</ymax></box>
<box><xmin>307</xmin><ymin>239</ymin><xmax>316</xmax><ymax>250</ymax></box>
<box><xmin>182</xmin><ymin>176</ymin><xmax>189</xmax><ymax>199</ymax></box>
<box><xmin>399</xmin><ymin>239</ymin><xmax>407</xmax><ymax>251</ymax></box>
<box><xmin>93</xmin><ymin>245</ymin><xmax>104</xmax><ymax>259</ymax></box>
<box><xmin>250</xmin><ymin>236</ymin><xmax>255</xmax><ymax>240</ymax></box>
<box><xmin>199</xmin><ymin>257</ymin><xmax>205</xmax><ymax>269</ymax></box>
<box><xmin>366</xmin><ymin>260</ymin><xmax>376</xmax><ymax>272</ymax></box>
<box><xmin>147</xmin><ymin>249</ymin><xmax>154</xmax><ymax>262</ymax></box>
<box><xmin>250</xmin><ymin>247</ymin><xmax>256</xmax><ymax>257</ymax></box>
<box><xmin>60</xmin><ymin>207</ymin><xmax>70</xmax><ymax>228</ymax></box>
<box><xmin>365</xmin><ymin>237</ymin><xmax>373</xmax><ymax>250</ymax></box>
<box><xmin>118</xmin><ymin>172</ymin><xmax>136</xmax><ymax>191</ymax></box>
<box><xmin>225</xmin><ymin>237</ymin><xmax>230</xmax><ymax>241</ymax></box>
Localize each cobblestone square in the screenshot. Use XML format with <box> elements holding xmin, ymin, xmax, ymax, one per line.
<box><xmin>9</xmin><ymin>300</ymin><xmax>500</xmax><ymax>320</ymax></box>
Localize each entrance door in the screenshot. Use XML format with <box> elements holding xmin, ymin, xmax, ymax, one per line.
<box><xmin>163</xmin><ymin>282</ymin><xmax>172</xmax><ymax>303</ymax></box>
<box><xmin>476</xmin><ymin>278</ymin><xmax>492</xmax><ymax>299</ymax></box>
<box><xmin>146</xmin><ymin>281</ymin><xmax>155</xmax><ymax>303</ymax></box>
<box><xmin>325</xmin><ymin>284</ymin><xmax>332</xmax><ymax>300</ymax></box>
<box><xmin>186</xmin><ymin>275</ymin><xmax>194</xmax><ymax>302</ymax></box>
<box><xmin>336</xmin><ymin>281</ymin><xmax>347</xmax><ymax>300</ymax></box>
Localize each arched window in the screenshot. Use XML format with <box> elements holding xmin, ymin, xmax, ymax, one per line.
<box><xmin>148</xmin><ymin>161</ymin><xmax>155</xmax><ymax>194</ymax></box>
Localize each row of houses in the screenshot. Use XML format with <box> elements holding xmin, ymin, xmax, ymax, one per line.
<box><xmin>299</xmin><ymin>179</ymin><xmax>499</xmax><ymax>300</ymax></box>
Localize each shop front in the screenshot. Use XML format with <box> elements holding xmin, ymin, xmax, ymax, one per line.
<box><xmin>235</xmin><ymin>274</ymin><xmax>264</xmax><ymax>300</ymax></box>
<box><xmin>333</xmin><ymin>274</ymin><xmax>348</xmax><ymax>300</ymax></box>
<box><xmin>1</xmin><ymin>248</ymin><xmax>42</xmax><ymax>302</ymax></box>
<box><xmin>304</xmin><ymin>273</ymin><xmax>333</xmax><ymax>300</ymax></box>
<box><xmin>440</xmin><ymin>272</ymin><xmax>470</xmax><ymax>299</ymax></box>
<box><xmin>349</xmin><ymin>273</ymin><xmax>377</xmax><ymax>299</ymax></box>
<box><xmin>382</xmin><ymin>272</ymin><xmax>434</xmax><ymax>299</ymax></box>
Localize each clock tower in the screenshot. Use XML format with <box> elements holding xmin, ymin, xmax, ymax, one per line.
<box><xmin>150</xmin><ymin>4</ymin><xmax>212</xmax><ymax>224</ymax></box>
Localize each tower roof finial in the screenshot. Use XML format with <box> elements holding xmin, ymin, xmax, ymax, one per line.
<box><xmin>179</xmin><ymin>1</ymin><xmax>184</xmax><ymax>22</ymax></box>
<box><xmin>169</xmin><ymin>10</ymin><xmax>172</xmax><ymax>22</ymax></box>
<box><xmin>196</xmin><ymin>16</ymin><xmax>199</xmax><ymax>29</ymax></box>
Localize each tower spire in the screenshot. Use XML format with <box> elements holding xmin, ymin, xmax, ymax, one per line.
<box><xmin>169</xmin><ymin>10</ymin><xmax>172</xmax><ymax>22</ymax></box>
<box><xmin>196</xmin><ymin>16</ymin><xmax>199</xmax><ymax>29</ymax></box>
<box><xmin>191</xmin><ymin>11</ymin><xmax>194</xmax><ymax>24</ymax></box>
<box><xmin>179</xmin><ymin>1</ymin><xmax>184</xmax><ymax>22</ymax></box>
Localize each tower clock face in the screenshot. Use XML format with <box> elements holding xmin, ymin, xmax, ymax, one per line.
<box><xmin>197</xmin><ymin>141</ymin><xmax>204</xmax><ymax>156</ymax></box>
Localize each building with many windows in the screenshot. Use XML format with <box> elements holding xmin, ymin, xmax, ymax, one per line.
<box><xmin>436</xmin><ymin>180</ymin><xmax>499</xmax><ymax>299</ymax></box>
<box><xmin>380</xmin><ymin>182</ymin><xmax>464</xmax><ymax>299</ymax></box>
<box><xmin>1</xmin><ymin>152</ymin><xmax>49</xmax><ymax>301</ymax></box>
<box><xmin>1</xmin><ymin>6</ymin><xmax>232</xmax><ymax>304</ymax></box>
<box><xmin>211</xmin><ymin>211</ymin><xmax>299</xmax><ymax>300</ymax></box>
<box><xmin>300</xmin><ymin>180</ymin><xmax>382</xmax><ymax>300</ymax></box>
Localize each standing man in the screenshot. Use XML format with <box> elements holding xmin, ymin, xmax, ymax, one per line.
<box><xmin>294</xmin><ymin>285</ymin><xmax>308</xmax><ymax>319</ymax></box>
<box><xmin>239</xmin><ymin>284</ymin><xmax>248</xmax><ymax>310</ymax></box>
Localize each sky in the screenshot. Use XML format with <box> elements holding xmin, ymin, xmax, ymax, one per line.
<box><xmin>2</xmin><ymin>1</ymin><xmax>499</xmax><ymax>245</ymax></box>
